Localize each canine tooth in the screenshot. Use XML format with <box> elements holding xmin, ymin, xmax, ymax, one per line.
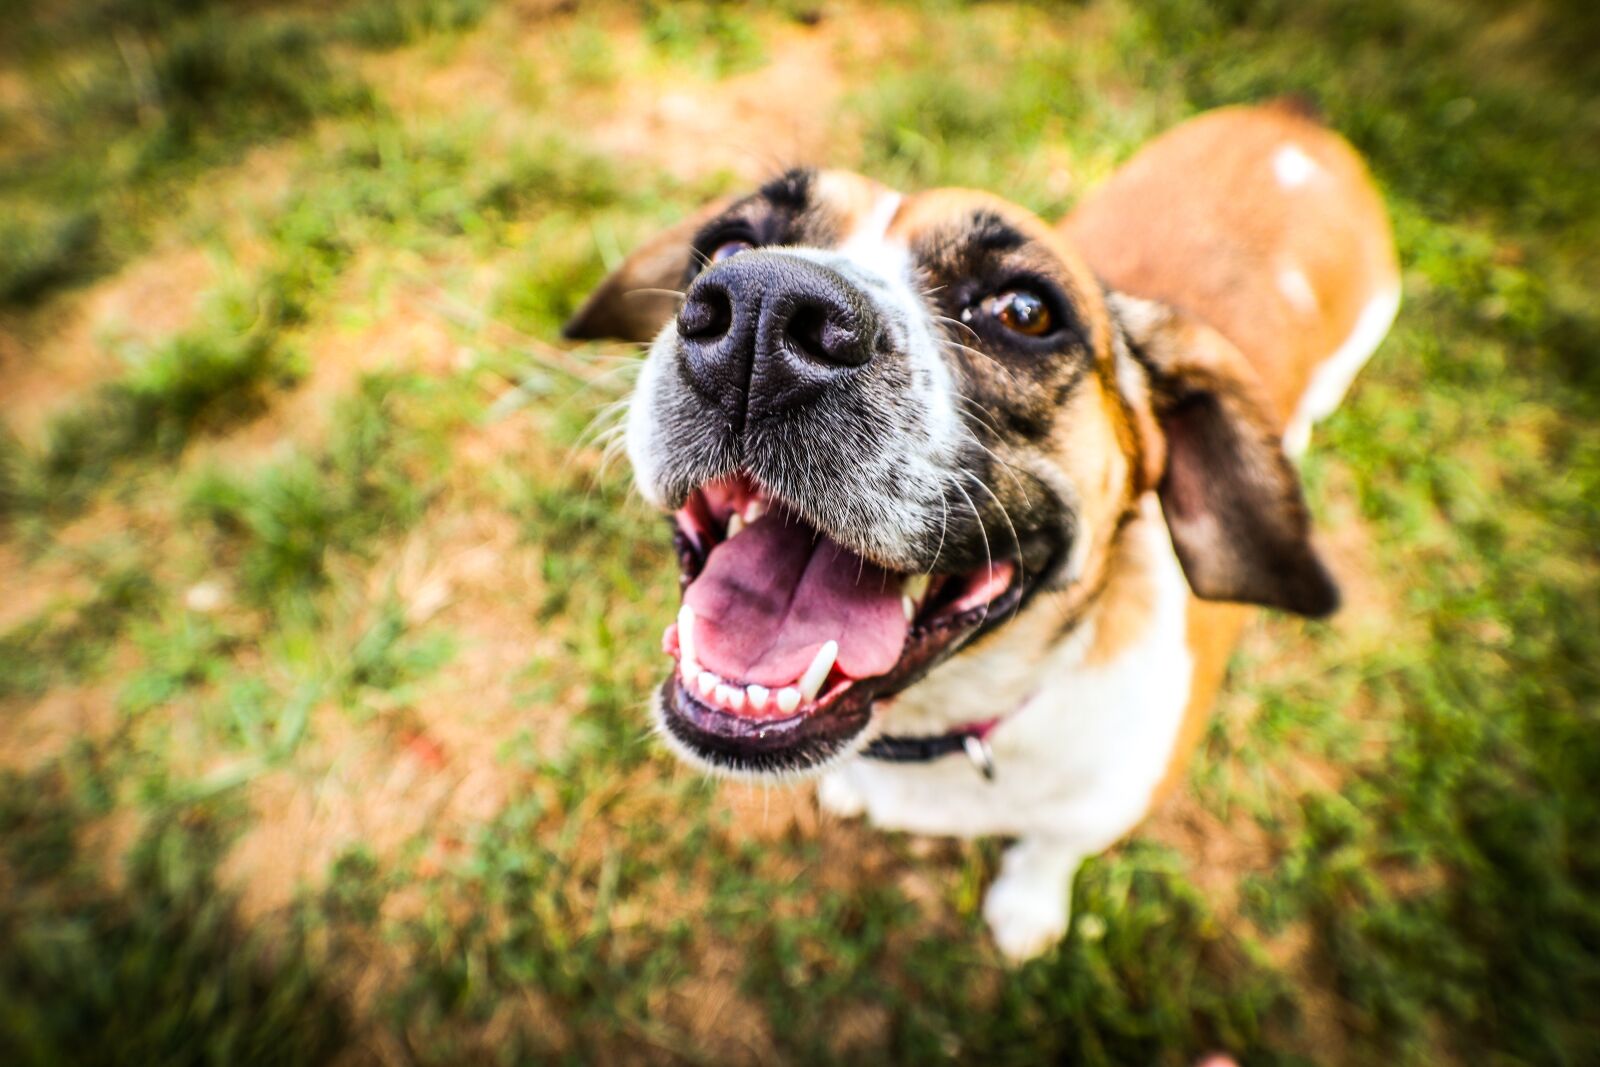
<box><xmin>743</xmin><ymin>499</ymin><xmax>767</xmax><ymax>523</ymax></box>
<box><xmin>904</xmin><ymin>573</ymin><xmax>930</xmax><ymax>603</ymax></box>
<box><xmin>746</xmin><ymin>684</ymin><xmax>770</xmax><ymax>711</ymax></box>
<box><xmin>677</xmin><ymin>605</ymin><xmax>698</xmax><ymax>667</ymax></box>
<box><xmin>776</xmin><ymin>686</ymin><xmax>802</xmax><ymax>713</ymax></box>
<box><xmin>903</xmin><ymin>595</ymin><xmax>916</xmax><ymax>622</ymax></box>
<box><xmin>697</xmin><ymin>670</ymin><xmax>718</xmax><ymax>698</ymax></box>
<box><xmin>798</xmin><ymin>640</ymin><xmax>837</xmax><ymax>703</ymax></box>
<box><xmin>681</xmin><ymin>654</ymin><xmax>699</xmax><ymax>684</ymax></box>
<box><xmin>726</xmin><ymin>512</ymin><xmax>745</xmax><ymax>539</ymax></box>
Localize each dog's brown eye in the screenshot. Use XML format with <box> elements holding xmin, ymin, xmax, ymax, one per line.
<box><xmin>710</xmin><ymin>238</ymin><xmax>754</xmax><ymax>263</ymax></box>
<box><xmin>992</xmin><ymin>289</ymin><xmax>1053</xmax><ymax>336</ymax></box>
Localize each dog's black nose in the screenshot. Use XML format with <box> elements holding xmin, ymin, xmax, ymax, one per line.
<box><xmin>676</xmin><ymin>251</ymin><xmax>878</xmax><ymax>428</ymax></box>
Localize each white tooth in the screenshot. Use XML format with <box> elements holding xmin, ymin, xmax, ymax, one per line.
<box><xmin>776</xmin><ymin>686</ymin><xmax>802</xmax><ymax>713</ymax></box>
<box><xmin>677</xmin><ymin>605</ymin><xmax>698</xmax><ymax>667</ymax></box>
<box><xmin>715</xmin><ymin>683</ymin><xmax>744</xmax><ymax>711</ymax></box>
<box><xmin>798</xmin><ymin>640</ymin><xmax>837</xmax><ymax>703</ymax></box>
<box><xmin>744</xmin><ymin>499</ymin><xmax>767</xmax><ymax>523</ymax></box>
<box><xmin>681</xmin><ymin>654</ymin><xmax>699</xmax><ymax>685</ymax></box>
<box><xmin>903</xmin><ymin>595</ymin><xmax>916</xmax><ymax>622</ymax></box>
<box><xmin>746</xmin><ymin>684</ymin><xmax>770</xmax><ymax>711</ymax></box>
<box><xmin>697</xmin><ymin>670</ymin><xmax>718</xmax><ymax>698</ymax></box>
<box><xmin>726</xmin><ymin>512</ymin><xmax>745</xmax><ymax>539</ymax></box>
<box><xmin>904</xmin><ymin>574</ymin><xmax>930</xmax><ymax>603</ymax></box>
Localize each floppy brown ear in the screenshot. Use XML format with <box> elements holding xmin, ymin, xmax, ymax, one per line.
<box><xmin>562</xmin><ymin>196</ymin><xmax>737</xmax><ymax>343</ymax></box>
<box><xmin>1111</xmin><ymin>294</ymin><xmax>1339</xmax><ymax>617</ymax></box>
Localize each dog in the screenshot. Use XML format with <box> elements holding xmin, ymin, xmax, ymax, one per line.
<box><xmin>564</xmin><ymin>103</ymin><xmax>1399</xmax><ymax>960</ymax></box>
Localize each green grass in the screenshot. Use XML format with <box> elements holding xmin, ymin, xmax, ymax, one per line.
<box><xmin>2</xmin><ymin>118</ymin><xmax>641</xmax><ymax>525</ymax></box>
<box><xmin>0</xmin><ymin>767</ymin><xmax>348</xmax><ymax>1067</ymax></box>
<box><xmin>0</xmin><ymin>5</ymin><xmax>374</xmax><ymax>306</ymax></box>
<box><xmin>0</xmin><ymin>559</ymin><xmax>155</xmax><ymax>701</ymax></box>
<box><xmin>337</xmin><ymin>0</ymin><xmax>491</xmax><ymax>50</ymax></box>
<box><xmin>641</xmin><ymin>1</ymin><xmax>769</xmax><ymax>78</ymax></box>
<box><xmin>1</xmin><ymin>0</ymin><xmax>1597</xmax><ymax>1063</ymax></box>
<box><xmin>186</xmin><ymin>373</ymin><xmax>453</xmax><ymax>605</ymax></box>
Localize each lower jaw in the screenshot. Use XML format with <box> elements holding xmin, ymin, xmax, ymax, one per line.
<box><xmin>656</xmin><ymin>675</ymin><xmax>876</xmax><ymax>777</ymax></box>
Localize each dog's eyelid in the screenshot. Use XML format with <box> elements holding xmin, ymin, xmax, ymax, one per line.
<box><xmin>687</xmin><ymin>218</ymin><xmax>766</xmax><ymax>276</ymax></box>
<box><xmin>692</xmin><ymin>218</ymin><xmax>759</xmax><ymax>250</ymax></box>
<box><xmin>954</xmin><ymin>273</ymin><xmax>1077</xmax><ymax>341</ymax></box>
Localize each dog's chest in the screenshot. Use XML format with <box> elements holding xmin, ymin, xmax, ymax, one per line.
<box><xmin>824</xmin><ymin>504</ymin><xmax>1196</xmax><ymax>845</ymax></box>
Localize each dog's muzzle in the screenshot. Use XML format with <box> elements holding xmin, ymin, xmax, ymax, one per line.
<box><xmin>633</xmin><ymin>248</ymin><xmax>1034</xmax><ymax>778</ymax></box>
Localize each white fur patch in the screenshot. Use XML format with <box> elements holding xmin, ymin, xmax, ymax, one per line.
<box><xmin>1273</xmin><ymin>143</ymin><xmax>1318</xmax><ymax>188</ymax></box>
<box><xmin>844</xmin><ymin>190</ymin><xmax>903</xmax><ymax>250</ymax></box>
<box><xmin>1285</xmin><ymin>285</ymin><xmax>1401</xmax><ymax>457</ymax></box>
<box><xmin>781</xmin><ymin>194</ymin><xmax>966</xmax><ymax>561</ymax></box>
<box><xmin>983</xmin><ymin>837</ymin><xmax>1082</xmax><ymax>961</ymax></box>
<box><xmin>1277</xmin><ymin>266</ymin><xmax>1319</xmax><ymax>314</ymax></box>
<box><xmin>625</xmin><ymin>335</ymin><xmax>672</xmax><ymax>507</ymax></box>
<box><xmin>821</xmin><ymin>495</ymin><xmax>1196</xmax><ymax>956</ymax></box>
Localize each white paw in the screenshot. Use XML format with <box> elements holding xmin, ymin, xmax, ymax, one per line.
<box><xmin>816</xmin><ymin>771</ymin><xmax>867</xmax><ymax>818</ymax></box>
<box><xmin>983</xmin><ymin>863</ymin><xmax>1074</xmax><ymax>963</ymax></box>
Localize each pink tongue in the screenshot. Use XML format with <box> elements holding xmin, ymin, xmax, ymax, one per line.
<box><xmin>683</xmin><ymin>510</ymin><xmax>909</xmax><ymax>687</ymax></box>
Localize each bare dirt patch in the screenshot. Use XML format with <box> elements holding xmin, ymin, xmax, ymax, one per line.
<box><xmin>0</xmin><ymin>242</ymin><xmax>216</xmax><ymax>442</ymax></box>
<box><xmin>667</xmin><ymin>949</ymin><xmax>782</xmax><ymax>1065</ymax></box>
<box><xmin>0</xmin><ymin>680</ymin><xmax>121</xmax><ymax>774</ymax></box>
<box><xmin>359</xmin><ymin>4</ymin><xmax>870</xmax><ymax>185</ymax></box>
<box><xmin>0</xmin><ymin>140</ymin><xmax>294</xmax><ymax>444</ymax></box>
<box><xmin>219</xmin><ymin>500</ymin><xmax>551</xmax><ymax>923</ymax></box>
<box><xmin>0</xmin><ymin>539</ymin><xmax>97</xmax><ymax>633</ymax></box>
<box><xmin>590</xmin><ymin>21</ymin><xmax>855</xmax><ymax>182</ymax></box>
<box><xmin>205</xmin><ymin>262</ymin><xmax>488</xmax><ymax>465</ymax></box>
<box><xmin>1142</xmin><ymin>789</ymin><xmax>1277</xmax><ymax>920</ymax></box>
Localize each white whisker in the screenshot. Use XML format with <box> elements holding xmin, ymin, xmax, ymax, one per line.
<box><xmin>948</xmin><ymin>479</ymin><xmax>994</xmax><ymax>626</ymax></box>
<box><xmin>964</xmin><ymin>469</ymin><xmax>1023</xmax><ymax>583</ymax></box>
<box><xmin>933</xmin><ymin>313</ymin><xmax>982</xmax><ymax>346</ymax></box>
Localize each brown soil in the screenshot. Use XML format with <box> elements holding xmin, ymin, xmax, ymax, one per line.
<box><xmin>0</xmin><ymin>242</ymin><xmax>215</xmax><ymax>442</ymax></box>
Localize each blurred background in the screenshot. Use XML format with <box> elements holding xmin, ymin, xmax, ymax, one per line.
<box><xmin>1</xmin><ymin>0</ymin><xmax>1597</xmax><ymax>1063</ymax></box>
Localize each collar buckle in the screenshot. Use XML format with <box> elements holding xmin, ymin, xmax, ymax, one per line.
<box><xmin>962</xmin><ymin>734</ymin><xmax>997</xmax><ymax>781</ymax></box>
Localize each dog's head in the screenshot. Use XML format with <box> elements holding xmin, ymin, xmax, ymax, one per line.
<box><xmin>566</xmin><ymin>168</ymin><xmax>1336</xmax><ymax>778</ymax></box>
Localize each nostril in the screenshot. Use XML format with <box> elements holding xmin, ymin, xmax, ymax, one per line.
<box><xmin>784</xmin><ymin>301</ymin><xmax>872</xmax><ymax>368</ymax></box>
<box><xmin>679</xmin><ymin>285</ymin><xmax>732</xmax><ymax>341</ymax></box>
<box><xmin>784</xmin><ymin>305</ymin><xmax>828</xmax><ymax>362</ymax></box>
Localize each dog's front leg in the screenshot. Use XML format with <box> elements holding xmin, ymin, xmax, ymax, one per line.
<box><xmin>983</xmin><ymin>836</ymin><xmax>1085</xmax><ymax>962</ymax></box>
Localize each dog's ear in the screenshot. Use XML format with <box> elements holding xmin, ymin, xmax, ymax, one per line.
<box><xmin>562</xmin><ymin>196</ymin><xmax>738</xmax><ymax>343</ymax></box>
<box><xmin>1110</xmin><ymin>293</ymin><xmax>1339</xmax><ymax>617</ymax></box>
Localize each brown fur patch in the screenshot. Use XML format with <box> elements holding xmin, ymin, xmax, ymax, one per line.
<box><xmin>1151</xmin><ymin>599</ymin><xmax>1253</xmax><ymax>802</ymax></box>
<box><xmin>1064</xmin><ymin>105</ymin><xmax>1399</xmax><ymax>423</ymax></box>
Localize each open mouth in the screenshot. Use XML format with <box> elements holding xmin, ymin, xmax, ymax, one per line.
<box><xmin>657</xmin><ymin>474</ymin><xmax>1024</xmax><ymax>775</ymax></box>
